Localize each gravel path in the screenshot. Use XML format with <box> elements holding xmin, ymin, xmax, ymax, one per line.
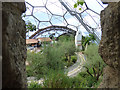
<box><xmin>67</xmin><ymin>52</ymin><xmax>86</xmax><ymax>77</ymax></box>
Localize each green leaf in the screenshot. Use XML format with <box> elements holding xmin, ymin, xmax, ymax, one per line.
<box><xmin>80</xmin><ymin>2</ymin><xmax>84</xmax><ymax>6</ymax></box>
<box><xmin>74</xmin><ymin>3</ymin><xmax>78</xmax><ymax>8</ymax></box>
<box><xmin>79</xmin><ymin>8</ymin><xmax>82</xmax><ymax>10</ymax></box>
<box><xmin>23</xmin><ymin>14</ymin><xmax>26</xmax><ymax>17</ymax></box>
<box><xmin>77</xmin><ymin>1</ymin><xmax>81</xmax><ymax>5</ymax></box>
<box><xmin>74</xmin><ymin>0</ymin><xmax>84</xmax><ymax>9</ymax></box>
<box><xmin>79</xmin><ymin>0</ymin><xmax>84</xmax><ymax>5</ymax></box>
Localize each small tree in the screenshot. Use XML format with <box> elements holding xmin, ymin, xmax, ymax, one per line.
<box><xmin>83</xmin><ymin>43</ymin><xmax>106</xmax><ymax>81</ymax></box>
<box><xmin>82</xmin><ymin>34</ymin><xmax>96</xmax><ymax>51</ymax></box>
<box><xmin>58</xmin><ymin>35</ymin><xmax>76</xmax><ymax>62</ymax></box>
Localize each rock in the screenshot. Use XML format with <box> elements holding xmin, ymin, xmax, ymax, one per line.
<box><xmin>98</xmin><ymin>66</ymin><xmax>118</xmax><ymax>88</ymax></box>
<box><xmin>98</xmin><ymin>1</ymin><xmax>120</xmax><ymax>88</ymax></box>
<box><xmin>2</xmin><ymin>2</ymin><xmax>27</xmax><ymax>88</ymax></box>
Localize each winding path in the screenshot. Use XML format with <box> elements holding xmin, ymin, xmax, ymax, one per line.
<box><xmin>67</xmin><ymin>52</ymin><xmax>86</xmax><ymax>77</ymax></box>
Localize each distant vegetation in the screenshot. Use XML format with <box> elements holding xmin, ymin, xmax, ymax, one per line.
<box><xmin>26</xmin><ymin>34</ymin><xmax>106</xmax><ymax>88</ymax></box>
<box><xmin>26</xmin><ymin>35</ymin><xmax>77</xmax><ymax>78</ymax></box>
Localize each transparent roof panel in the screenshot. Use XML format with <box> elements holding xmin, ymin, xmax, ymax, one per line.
<box><xmin>84</xmin><ymin>0</ymin><xmax>107</xmax><ymax>14</ymax></box>
<box><xmin>50</xmin><ymin>15</ymin><xmax>67</xmax><ymax>26</ymax></box>
<box><xmin>81</xmin><ymin>10</ymin><xmax>100</xmax><ymax>29</ymax></box>
<box><xmin>46</xmin><ymin>0</ymin><xmax>67</xmax><ymax>16</ymax></box>
<box><xmin>39</xmin><ymin>22</ymin><xmax>52</xmax><ymax>29</ymax></box>
<box><xmin>25</xmin><ymin>3</ymin><xmax>33</xmax><ymax>16</ymax></box>
<box><xmin>23</xmin><ymin>0</ymin><xmax>108</xmax><ymax>40</ymax></box>
<box><xmin>33</xmin><ymin>7</ymin><xmax>52</xmax><ymax>21</ymax></box>
<box><xmin>65</xmin><ymin>14</ymin><xmax>81</xmax><ymax>27</ymax></box>
<box><xmin>67</xmin><ymin>25</ymin><xmax>77</xmax><ymax>31</ymax></box>
<box><xmin>25</xmin><ymin>0</ymin><xmax>45</xmax><ymax>6</ymax></box>
<box><xmin>23</xmin><ymin>16</ymin><xmax>39</xmax><ymax>27</ymax></box>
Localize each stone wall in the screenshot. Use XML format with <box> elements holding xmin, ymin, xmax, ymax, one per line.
<box><xmin>99</xmin><ymin>2</ymin><xmax>120</xmax><ymax>88</ymax></box>
<box><xmin>2</xmin><ymin>2</ymin><xmax>27</xmax><ymax>88</ymax></box>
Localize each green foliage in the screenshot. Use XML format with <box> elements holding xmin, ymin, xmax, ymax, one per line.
<box><xmin>70</xmin><ymin>70</ymin><xmax>102</xmax><ymax>88</ymax></box>
<box><xmin>26</xmin><ymin>35</ymin><xmax>76</xmax><ymax>79</ymax></box>
<box><xmin>74</xmin><ymin>3</ymin><xmax>78</xmax><ymax>8</ymax></box>
<box><xmin>26</xmin><ymin>65</ymin><xmax>33</xmax><ymax>77</ymax></box>
<box><xmin>43</xmin><ymin>70</ymin><xmax>72</xmax><ymax>88</ymax></box>
<box><xmin>62</xmin><ymin>57</ymin><xmax>68</xmax><ymax>62</ymax></box>
<box><xmin>22</xmin><ymin>13</ymin><xmax>26</xmax><ymax>17</ymax></box>
<box><xmin>59</xmin><ymin>35</ymin><xmax>76</xmax><ymax>56</ymax></box>
<box><xmin>28</xmin><ymin>69</ymin><xmax>102</xmax><ymax>88</ymax></box>
<box><xmin>74</xmin><ymin>0</ymin><xmax>84</xmax><ymax>10</ymax></box>
<box><xmin>28</xmin><ymin>81</ymin><xmax>42</xmax><ymax>88</ymax></box>
<box><xmin>26</xmin><ymin>21</ymin><xmax>36</xmax><ymax>33</ymax></box>
<box><xmin>83</xmin><ymin>43</ymin><xmax>105</xmax><ymax>68</ymax></box>
<box><xmin>62</xmin><ymin>41</ymin><xmax>76</xmax><ymax>56</ymax></box>
<box><xmin>62</xmin><ymin>55</ymin><xmax>77</xmax><ymax>67</ymax></box>
<box><xmin>26</xmin><ymin>35</ymin><xmax>103</xmax><ymax>88</ymax></box>
<box><xmin>57</xmin><ymin>35</ymin><xmax>77</xmax><ymax>67</ymax></box>
<box><xmin>82</xmin><ymin>34</ymin><xmax>96</xmax><ymax>50</ymax></box>
<box><xmin>83</xmin><ymin>43</ymin><xmax>106</xmax><ymax>82</ymax></box>
<box><xmin>27</xmin><ymin>51</ymin><xmax>48</xmax><ymax>78</ymax></box>
<box><xmin>22</xmin><ymin>14</ymin><xmax>36</xmax><ymax>33</ymax></box>
<box><xmin>49</xmin><ymin>33</ymin><xmax>55</xmax><ymax>40</ymax></box>
<box><xmin>71</xmin><ymin>55</ymin><xmax>77</xmax><ymax>63</ymax></box>
<box><xmin>43</xmin><ymin>45</ymin><xmax>65</xmax><ymax>70</ymax></box>
<box><xmin>42</xmin><ymin>70</ymin><xmax>97</xmax><ymax>88</ymax></box>
<box><xmin>58</xmin><ymin>35</ymin><xmax>74</xmax><ymax>42</ymax></box>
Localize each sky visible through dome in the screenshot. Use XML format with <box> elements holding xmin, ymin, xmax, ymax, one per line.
<box><xmin>22</xmin><ymin>0</ymin><xmax>108</xmax><ymax>39</ymax></box>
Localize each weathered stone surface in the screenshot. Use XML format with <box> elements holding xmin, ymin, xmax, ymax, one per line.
<box><xmin>98</xmin><ymin>66</ymin><xmax>118</xmax><ymax>88</ymax></box>
<box><xmin>99</xmin><ymin>2</ymin><xmax>120</xmax><ymax>88</ymax></box>
<box><xmin>2</xmin><ymin>2</ymin><xmax>27</xmax><ymax>88</ymax></box>
<box><xmin>99</xmin><ymin>2</ymin><xmax>120</xmax><ymax>69</ymax></box>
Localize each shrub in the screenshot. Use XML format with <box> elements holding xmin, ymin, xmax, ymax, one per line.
<box><xmin>71</xmin><ymin>55</ymin><xmax>77</xmax><ymax>63</ymax></box>
<box><xmin>66</xmin><ymin>61</ymin><xmax>73</xmax><ymax>67</ymax></box>
<box><xmin>43</xmin><ymin>70</ymin><xmax>72</xmax><ymax>88</ymax></box>
<box><xmin>58</xmin><ymin>35</ymin><xmax>74</xmax><ymax>42</ymax></box>
<box><xmin>26</xmin><ymin>66</ymin><xmax>33</xmax><ymax>77</ymax></box>
<box><xmin>26</xmin><ymin>51</ymin><xmax>48</xmax><ymax>79</ymax></box>
<box><xmin>28</xmin><ymin>81</ymin><xmax>42</xmax><ymax>88</ymax></box>
<box><xmin>62</xmin><ymin>57</ymin><xmax>68</xmax><ymax>62</ymax></box>
<box><xmin>26</xmin><ymin>35</ymin><xmax>81</xmax><ymax>87</ymax></box>
<box><xmin>81</xmin><ymin>34</ymin><xmax>96</xmax><ymax>51</ymax></box>
<box><xmin>27</xmin><ymin>35</ymin><xmax>77</xmax><ymax>76</ymax></box>
<box><xmin>62</xmin><ymin>55</ymin><xmax>77</xmax><ymax>67</ymax></box>
<box><xmin>83</xmin><ymin>43</ymin><xmax>106</xmax><ymax>82</ymax></box>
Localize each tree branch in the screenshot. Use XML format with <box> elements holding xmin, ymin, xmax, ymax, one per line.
<box><xmin>83</xmin><ymin>66</ymin><xmax>93</xmax><ymax>77</ymax></box>
<box><xmin>96</xmin><ymin>62</ymin><xmax>101</xmax><ymax>81</ymax></box>
<box><xmin>93</xmin><ymin>67</ymin><xmax>96</xmax><ymax>78</ymax></box>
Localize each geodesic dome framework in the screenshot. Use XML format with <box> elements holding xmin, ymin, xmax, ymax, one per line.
<box><xmin>23</xmin><ymin>0</ymin><xmax>107</xmax><ymax>43</ymax></box>
<box><xmin>30</xmin><ymin>26</ymin><xmax>76</xmax><ymax>39</ymax></box>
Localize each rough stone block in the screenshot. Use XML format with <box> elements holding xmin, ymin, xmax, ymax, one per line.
<box><xmin>98</xmin><ymin>2</ymin><xmax>120</xmax><ymax>88</ymax></box>
<box><xmin>2</xmin><ymin>2</ymin><xmax>27</xmax><ymax>88</ymax></box>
